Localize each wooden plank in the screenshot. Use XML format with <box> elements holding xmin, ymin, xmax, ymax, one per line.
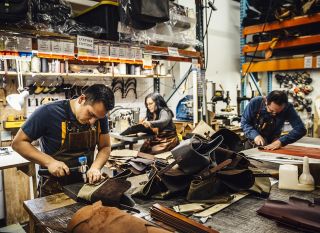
<box><xmin>243</xmin><ymin>34</ymin><xmax>320</xmax><ymax>53</ymax></box>
<box><xmin>242</xmin><ymin>55</ymin><xmax>318</xmax><ymax>73</ymax></box>
<box><xmin>4</xmin><ymin>167</ymin><xmax>30</xmax><ymax>224</ymax></box>
<box><xmin>243</xmin><ymin>13</ymin><xmax>320</xmax><ymax>36</ymax></box>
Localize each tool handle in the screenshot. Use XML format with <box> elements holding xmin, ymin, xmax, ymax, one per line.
<box><xmin>38</xmin><ymin>167</ymin><xmax>79</xmax><ymax>176</ymax></box>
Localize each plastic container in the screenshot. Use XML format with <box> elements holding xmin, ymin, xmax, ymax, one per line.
<box><xmin>75</xmin><ymin>1</ymin><xmax>119</xmax><ymax>41</ymax></box>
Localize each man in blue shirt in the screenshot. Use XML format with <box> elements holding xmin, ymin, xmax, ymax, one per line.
<box><xmin>241</xmin><ymin>90</ymin><xmax>306</xmax><ymax>150</ymax></box>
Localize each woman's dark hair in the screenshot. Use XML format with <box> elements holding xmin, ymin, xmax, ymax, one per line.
<box><xmin>145</xmin><ymin>93</ymin><xmax>174</xmax><ymax>120</ymax></box>
<box><xmin>83</xmin><ymin>84</ymin><xmax>115</xmax><ymax>111</ymax></box>
<box><xmin>266</xmin><ymin>90</ymin><xmax>288</xmax><ymax>106</ymax></box>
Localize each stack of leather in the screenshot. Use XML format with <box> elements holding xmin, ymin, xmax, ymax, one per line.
<box><xmin>150</xmin><ymin>203</ymin><xmax>219</xmax><ymax>233</ymax></box>
<box><xmin>257</xmin><ymin>197</ymin><xmax>320</xmax><ymax>233</ymax></box>
<box><xmin>107</xmin><ymin>149</ymin><xmax>155</xmax><ymax>175</ymax></box>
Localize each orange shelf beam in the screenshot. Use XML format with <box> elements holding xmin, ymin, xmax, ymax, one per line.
<box><xmin>242</xmin><ymin>56</ymin><xmax>319</xmax><ymax>74</ymax></box>
<box><xmin>243</xmin><ymin>13</ymin><xmax>320</xmax><ymax>36</ymax></box>
<box><xmin>243</xmin><ymin>34</ymin><xmax>320</xmax><ymax>53</ymax></box>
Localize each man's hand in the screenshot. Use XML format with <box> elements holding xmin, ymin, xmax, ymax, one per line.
<box><xmin>47</xmin><ymin>160</ymin><xmax>70</xmax><ymax>177</ymax></box>
<box><xmin>254</xmin><ymin>135</ymin><xmax>266</xmax><ymax>146</ymax></box>
<box><xmin>86</xmin><ymin>167</ymin><xmax>102</xmax><ymax>184</ymax></box>
<box><xmin>264</xmin><ymin>140</ymin><xmax>282</xmax><ymax>150</ymax></box>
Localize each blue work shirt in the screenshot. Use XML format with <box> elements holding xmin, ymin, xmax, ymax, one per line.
<box><xmin>241</xmin><ymin>96</ymin><xmax>306</xmax><ymax>146</ymax></box>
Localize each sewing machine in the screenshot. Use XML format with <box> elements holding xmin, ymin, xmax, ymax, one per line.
<box><xmin>109</xmin><ymin>107</ymin><xmax>140</xmax><ymax>133</ymax></box>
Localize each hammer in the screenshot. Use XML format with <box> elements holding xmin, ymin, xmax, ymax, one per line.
<box><xmin>38</xmin><ymin>156</ymin><xmax>89</xmax><ymax>183</ymax></box>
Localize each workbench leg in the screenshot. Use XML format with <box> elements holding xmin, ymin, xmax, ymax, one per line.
<box><xmin>29</xmin><ymin>217</ymin><xmax>35</xmax><ymax>233</ymax></box>
<box><xmin>29</xmin><ymin>163</ymin><xmax>37</xmax><ymax>199</ymax></box>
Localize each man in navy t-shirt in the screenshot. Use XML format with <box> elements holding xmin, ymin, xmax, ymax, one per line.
<box><xmin>12</xmin><ymin>84</ymin><xmax>115</xmax><ymax>195</ymax></box>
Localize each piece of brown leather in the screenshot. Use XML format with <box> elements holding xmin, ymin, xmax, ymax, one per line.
<box><xmin>259</xmin><ymin>145</ymin><xmax>320</xmax><ymax>159</ymax></box>
<box><xmin>150</xmin><ymin>203</ymin><xmax>219</xmax><ymax>233</ymax></box>
<box><xmin>67</xmin><ymin>201</ymin><xmax>171</xmax><ymax>233</ymax></box>
<box><xmin>257</xmin><ymin>197</ymin><xmax>320</xmax><ymax>233</ymax></box>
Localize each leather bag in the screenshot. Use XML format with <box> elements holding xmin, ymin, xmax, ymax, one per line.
<box><xmin>171</xmin><ymin>135</ymin><xmax>224</xmax><ymax>175</ymax></box>
<box><xmin>129</xmin><ymin>0</ymin><xmax>170</xmax><ymax>30</ymax></box>
<box><xmin>0</xmin><ymin>0</ymin><xmax>29</xmax><ymax>23</ymax></box>
<box><xmin>67</xmin><ymin>201</ymin><xmax>171</xmax><ymax>233</ymax></box>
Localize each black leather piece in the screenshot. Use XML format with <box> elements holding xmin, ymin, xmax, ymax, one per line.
<box><xmin>171</xmin><ymin>135</ymin><xmax>224</xmax><ymax>175</ymax></box>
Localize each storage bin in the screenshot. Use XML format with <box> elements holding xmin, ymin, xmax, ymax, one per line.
<box><xmin>75</xmin><ymin>1</ymin><xmax>119</xmax><ymax>41</ymax></box>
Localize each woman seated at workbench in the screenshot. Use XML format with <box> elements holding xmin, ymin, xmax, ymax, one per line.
<box><xmin>140</xmin><ymin>93</ymin><xmax>179</xmax><ymax>155</ymax></box>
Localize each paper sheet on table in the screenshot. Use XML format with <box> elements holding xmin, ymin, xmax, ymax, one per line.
<box><xmin>110</xmin><ymin>149</ymin><xmax>138</xmax><ymax>158</ymax></box>
<box><xmin>154</xmin><ymin>151</ymin><xmax>172</xmax><ymax>160</ymax></box>
<box><xmin>194</xmin><ymin>192</ymin><xmax>249</xmax><ymax>218</ymax></box>
<box><xmin>173</xmin><ymin>203</ymin><xmax>205</xmax><ymax>213</ymax></box>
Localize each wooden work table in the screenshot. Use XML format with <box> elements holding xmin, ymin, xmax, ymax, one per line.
<box><xmin>23</xmin><ymin>137</ymin><xmax>320</xmax><ymax>233</ymax></box>
<box><xmin>23</xmin><ymin>185</ymin><xmax>320</xmax><ymax>233</ymax></box>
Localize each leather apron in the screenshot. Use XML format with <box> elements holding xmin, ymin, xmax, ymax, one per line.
<box><xmin>39</xmin><ymin>100</ymin><xmax>99</xmax><ymax>197</ymax></box>
<box><xmin>245</xmin><ymin>99</ymin><xmax>278</xmax><ymax>149</ymax></box>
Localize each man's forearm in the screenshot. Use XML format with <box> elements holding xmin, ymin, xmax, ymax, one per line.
<box><xmin>91</xmin><ymin>146</ymin><xmax>110</xmax><ymax>170</ymax></box>
<box><xmin>12</xmin><ymin>140</ymin><xmax>55</xmax><ymax>167</ymax></box>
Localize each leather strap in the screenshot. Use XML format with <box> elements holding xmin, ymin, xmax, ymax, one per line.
<box><xmin>150</xmin><ymin>203</ymin><xmax>219</xmax><ymax>233</ymax></box>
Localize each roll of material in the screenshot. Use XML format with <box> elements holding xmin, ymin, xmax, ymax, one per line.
<box><xmin>41</xmin><ymin>58</ymin><xmax>48</xmax><ymax>73</ymax></box>
<box><xmin>31</xmin><ymin>56</ymin><xmax>41</xmax><ymax>73</ymax></box>
<box><xmin>118</xmin><ymin>63</ymin><xmax>127</xmax><ymax>75</ymax></box>
<box><xmin>60</xmin><ymin>62</ymin><xmax>65</xmax><ymax>73</ymax></box>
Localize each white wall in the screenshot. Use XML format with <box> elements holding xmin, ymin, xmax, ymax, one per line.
<box><xmin>166</xmin><ymin>0</ymin><xmax>241</xmax><ymax>116</ymax></box>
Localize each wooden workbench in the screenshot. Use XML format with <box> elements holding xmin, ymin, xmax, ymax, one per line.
<box><xmin>23</xmin><ymin>184</ymin><xmax>320</xmax><ymax>233</ymax></box>
<box><xmin>23</xmin><ymin>137</ymin><xmax>320</xmax><ymax>233</ymax></box>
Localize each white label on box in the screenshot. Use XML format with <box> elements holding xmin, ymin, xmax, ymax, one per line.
<box><xmin>143</xmin><ymin>54</ymin><xmax>152</xmax><ymax>67</ymax></box>
<box><xmin>304</xmin><ymin>56</ymin><xmax>312</xmax><ymax>68</ymax></box>
<box><xmin>99</xmin><ymin>45</ymin><xmax>109</xmax><ymax>57</ymax></box>
<box><xmin>119</xmin><ymin>46</ymin><xmax>127</xmax><ymax>59</ymax></box>
<box><xmin>38</xmin><ymin>39</ymin><xmax>51</xmax><ymax>53</ymax></box>
<box><xmin>128</xmin><ymin>48</ymin><xmax>135</xmax><ymax>60</ymax></box>
<box><xmin>317</xmin><ymin>56</ymin><xmax>320</xmax><ymax>68</ymax></box>
<box><xmin>78</xmin><ymin>48</ymin><xmax>88</xmax><ymax>56</ymax></box>
<box><xmin>17</xmin><ymin>37</ymin><xmax>32</xmax><ymax>52</ymax></box>
<box><xmin>110</xmin><ymin>46</ymin><xmax>119</xmax><ymax>58</ymax></box>
<box><xmin>77</xmin><ymin>35</ymin><xmax>94</xmax><ymax>50</ymax></box>
<box><xmin>168</xmin><ymin>47</ymin><xmax>180</xmax><ymax>56</ymax></box>
<box><xmin>62</xmin><ymin>42</ymin><xmax>74</xmax><ymax>55</ymax></box>
<box><xmin>135</xmin><ymin>48</ymin><xmax>143</xmax><ymax>60</ymax></box>
<box><xmin>52</xmin><ymin>41</ymin><xmax>63</xmax><ymax>54</ymax></box>
<box><xmin>5</xmin><ymin>37</ymin><xmax>18</xmax><ymax>51</ymax></box>
<box><xmin>92</xmin><ymin>45</ymin><xmax>99</xmax><ymax>57</ymax></box>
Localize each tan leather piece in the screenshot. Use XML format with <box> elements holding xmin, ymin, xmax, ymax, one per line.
<box><xmin>259</xmin><ymin>145</ymin><xmax>320</xmax><ymax>159</ymax></box>
<box><xmin>67</xmin><ymin>201</ymin><xmax>171</xmax><ymax>233</ymax></box>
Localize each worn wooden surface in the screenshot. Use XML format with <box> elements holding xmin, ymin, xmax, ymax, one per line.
<box><xmin>4</xmin><ymin>167</ymin><xmax>30</xmax><ymax>224</ymax></box>
<box><xmin>24</xmin><ymin>185</ymin><xmax>320</xmax><ymax>233</ymax></box>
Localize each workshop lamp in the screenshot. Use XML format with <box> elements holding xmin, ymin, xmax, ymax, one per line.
<box><xmin>6</xmin><ymin>90</ymin><xmax>29</xmax><ymax>111</ymax></box>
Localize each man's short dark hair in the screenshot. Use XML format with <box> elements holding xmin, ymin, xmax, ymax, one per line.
<box><xmin>83</xmin><ymin>84</ymin><xmax>115</xmax><ymax>111</ymax></box>
<box><xmin>266</xmin><ymin>90</ymin><xmax>288</xmax><ymax>106</ymax></box>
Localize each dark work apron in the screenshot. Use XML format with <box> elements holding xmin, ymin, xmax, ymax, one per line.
<box><xmin>39</xmin><ymin>100</ymin><xmax>99</xmax><ymax>197</ymax></box>
<box><xmin>140</xmin><ymin>130</ymin><xmax>179</xmax><ymax>155</ymax></box>
<box><xmin>245</xmin><ymin>99</ymin><xmax>278</xmax><ymax>149</ymax></box>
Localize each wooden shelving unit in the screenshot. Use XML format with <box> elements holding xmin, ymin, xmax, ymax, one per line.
<box><xmin>242</xmin><ymin>10</ymin><xmax>320</xmax><ymax>73</ymax></box>
<box><xmin>0</xmin><ymin>71</ymin><xmax>173</xmax><ymax>79</ymax></box>
<box><xmin>243</xmin><ymin>34</ymin><xmax>320</xmax><ymax>54</ymax></box>
<box><xmin>242</xmin><ymin>55</ymin><xmax>319</xmax><ymax>74</ymax></box>
<box><xmin>243</xmin><ymin>13</ymin><xmax>320</xmax><ymax>36</ymax></box>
